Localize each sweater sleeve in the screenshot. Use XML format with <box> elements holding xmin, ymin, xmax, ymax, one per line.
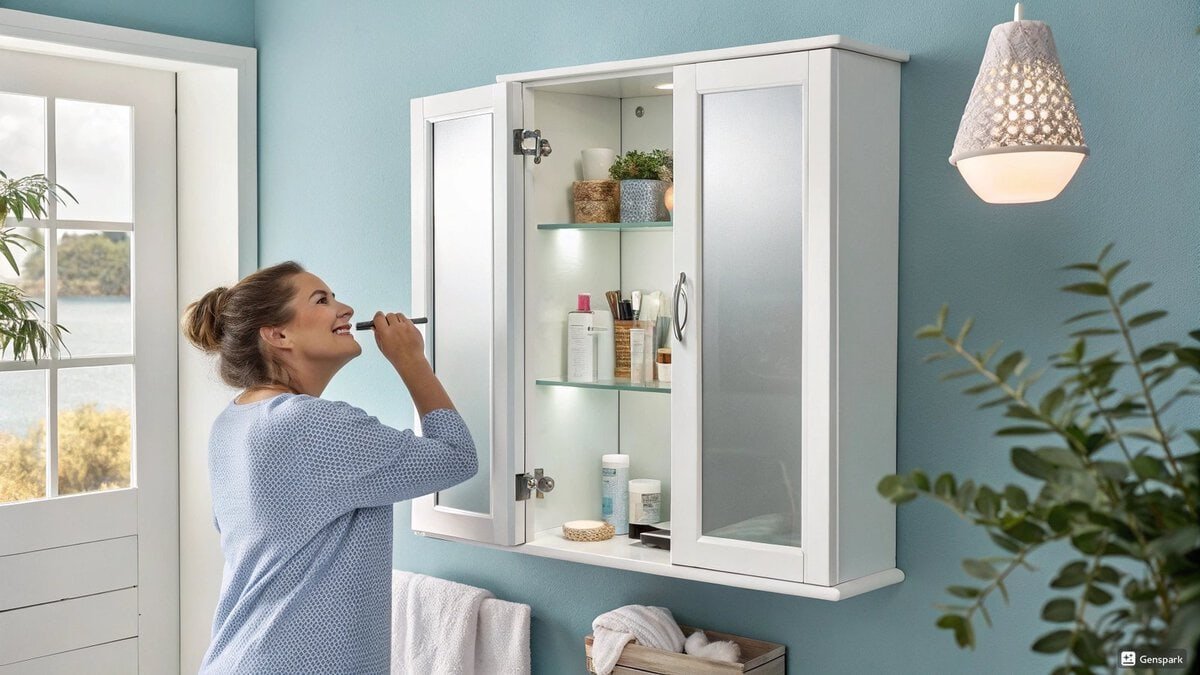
<box><xmin>297</xmin><ymin>398</ymin><xmax>478</xmax><ymax>513</ymax></box>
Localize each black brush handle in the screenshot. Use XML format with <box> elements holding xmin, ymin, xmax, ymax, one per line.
<box><xmin>356</xmin><ymin>317</ymin><xmax>428</xmax><ymax>330</ymax></box>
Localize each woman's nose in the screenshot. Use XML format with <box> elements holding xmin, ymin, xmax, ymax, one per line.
<box><xmin>338</xmin><ymin>303</ymin><xmax>354</xmax><ymax>319</ymax></box>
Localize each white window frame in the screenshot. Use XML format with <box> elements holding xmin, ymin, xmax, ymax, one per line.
<box><xmin>0</xmin><ymin>9</ymin><xmax>256</xmax><ymax>674</ymax></box>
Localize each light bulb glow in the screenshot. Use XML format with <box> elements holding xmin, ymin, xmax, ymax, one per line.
<box><xmin>955</xmin><ymin>150</ymin><xmax>1085</xmax><ymax>204</ymax></box>
<box><xmin>654</xmin><ymin>83</ymin><xmax>674</xmax><ymax>90</ymax></box>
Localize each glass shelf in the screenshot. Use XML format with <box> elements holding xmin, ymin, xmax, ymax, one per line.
<box><xmin>537</xmin><ymin>221</ymin><xmax>672</xmax><ymax>232</ymax></box>
<box><xmin>535</xmin><ymin>377</ymin><xmax>671</xmax><ymax>394</ymax></box>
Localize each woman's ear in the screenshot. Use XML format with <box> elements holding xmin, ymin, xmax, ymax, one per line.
<box><xmin>259</xmin><ymin>325</ymin><xmax>291</xmax><ymax>350</ymax></box>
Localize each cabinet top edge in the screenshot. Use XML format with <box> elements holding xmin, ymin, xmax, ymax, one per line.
<box><xmin>496</xmin><ymin>35</ymin><xmax>909</xmax><ymax>85</ymax></box>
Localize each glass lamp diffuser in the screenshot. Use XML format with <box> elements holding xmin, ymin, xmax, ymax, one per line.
<box><xmin>949</xmin><ymin>3</ymin><xmax>1088</xmax><ymax>204</ymax></box>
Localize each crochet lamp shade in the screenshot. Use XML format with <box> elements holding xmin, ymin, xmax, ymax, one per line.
<box><xmin>949</xmin><ymin>3</ymin><xmax>1088</xmax><ymax>204</ymax></box>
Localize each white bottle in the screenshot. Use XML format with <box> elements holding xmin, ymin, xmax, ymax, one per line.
<box><xmin>567</xmin><ymin>293</ymin><xmax>596</xmax><ymax>382</ymax></box>
<box><xmin>629</xmin><ymin>478</ymin><xmax>662</xmax><ymax>525</ymax></box>
<box><xmin>628</xmin><ymin>328</ymin><xmax>646</xmax><ymax>383</ymax></box>
<box><xmin>601</xmin><ymin>454</ymin><xmax>630</xmax><ymax>535</ymax></box>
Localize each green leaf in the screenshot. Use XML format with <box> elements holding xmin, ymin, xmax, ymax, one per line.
<box><xmin>1084</xmin><ymin>586</ymin><xmax>1114</xmax><ymax>606</ymax></box>
<box><xmin>1131</xmin><ymin>455</ymin><xmax>1168</xmax><ymax>481</ymax></box>
<box><xmin>1096</xmin><ymin>243</ymin><xmax>1115</xmax><ymax>263</ymax></box>
<box><xmin>974</xmin><ymin>486</ymin><xmax>1001</xmax><ymax>519</ymax></box>
<box><xmin>963</xmin><ymin>559</ymin><xmax>998</xmax><ymax>580</ymax></box>
<box><xmin>1003</xmin><ymin>485</ymin><xmax>1028</xmax><ymax>511</ymax></box>
<box><xmin>1002</xmin><ymin>518</ymin><xmax>1046</xmax><ymax>543</ymax></box>
<box><xmin>947</xmin><ymin>585</ymin><xmax>981</xmax><ymax>599</ymax></box>
<box><xmin>1031</xmin><ymin>629</ymin><xmax>1073</xmax><ymax>653</ymax></box>
<box><xmin>1012</xmin><ymin>446</ymin><xmax>1056</xmax><ymax>480</ymax></box>
<box><xmin>916</xmin><ymin>325</ymin><xmax>942</xmax><ymax>339</ymax></box>
<box><xmin>934</xmin><ymin>473</ymin><xmax>956</xmax><ymax>500</ymax></box>
<box><xmin>936</xmin><ymin>614</ymin><xmax>974</xmax><ymax>649</ymax></box>
<box><xmin>995</xmin><ymin>352</ymin><xmax>1025</xmax><ymax>381</ymax></box>
<box><xmin>989</xmin><ymin>530</ymin><xmax>1022</xmax><ymax>553</ymax></box>
<box><xmin>1071</xmin><ymin>629</ymin><xmax>1107</xmax><ymax>666</ymax></box>
<box><xmin>1061</xmin><ymin>262</ymin><xmax>1099</xmax><ymax>272</ymax></box>
<box><xmin>1064</xmin><ymin>309</ymin><xmax>1109</xmax><ymax>324</ymax></box>
<box><xmin>1119</xmin><ymin>281</ymin><xmax>1152</xmax><ymax>305</ymax></box>
<box><xmin>910</xmin><ymin>470</ymin><xmax>930</xmax><ymax>491</ymax></box>
<box><xmin>956</xmin><ymin>317</ymin><xmax>974</xmax><ymax>346</ymax></box>
<box><xmin>1103</xmin><ymin>260</ymin><xmax>1131</xmax><ymax>282</ymax></box>
<box><xmin>963</xmin><ymin>381</ymin><xmax>999</xmax><ymax>396</ymax></box>
<box><xmin>1041</xmin><ymin>598</ymin><xmax>1076</xmax><ymax>622</ymax></box>
<box><xmin>1128</xmin><ymin>310</ymin><xmax>1167</xmax><ymax>327</ymax></box>
<box><xmin>936</xmin><ymin>304</ymin><xmax>949</xmax><ymax>330</ymax></box>
<box><xmin>1038</xmin><ymin>388</ymin><xmax>1066</xmax><ymax>416</ymax></box>
<box><xmin>1034</xmin><ymin>446</ymin><xmax>1083</xmax><ymax>468</ymax></box>
<box><xmin>1050</xmin><ymin>561</ymin><xmax>1088</xmax><ymax>588</ymax></box>
<box><xmin>1069</xmin><ymin>327</ymin><xmax>1119</xmax><ymax>338</ymax></box>
<box><xmin>1060</xmin><ymin>282</ymin><xmax>1108</xmax><ymax>297</ymax></box>
<box><xmin>1094</xmin><ymin>565</ymin><xmax>1121</xmax><ymax>585</ymax></box>
<box><xmin>997</xmin><ymin>425</ymin><xmax>1053</xmax><ymax>437</ymax></box>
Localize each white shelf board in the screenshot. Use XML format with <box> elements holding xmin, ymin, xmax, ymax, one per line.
<box><xmin>513</xmin><ymin>527</ymin><xmax>904</xmax><ymax>601</ymax></box>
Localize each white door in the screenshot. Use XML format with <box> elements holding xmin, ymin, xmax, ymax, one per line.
<box><xmin>410</xmin><ymin>83</ymin><xmax>526</xmax><ymax>546</ymax></box>
<box><xmin>672</xmin><ymin>51</ymin><xmax>830</xmax><ymax>583</ymax></box>
<box><xmin>0</xmin><ymin>48</ymin><xmax>178</xmax><ymax>672</ymax></box>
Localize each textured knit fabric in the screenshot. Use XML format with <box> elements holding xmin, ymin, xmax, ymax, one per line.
<box><xmin>199</xmin><ymin>393</ymin><xmax>477</xmax><ymax>675</ymax></box>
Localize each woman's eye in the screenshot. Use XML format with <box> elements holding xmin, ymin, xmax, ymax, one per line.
<box><xmin>317</xmin><ymin>297</ymin><xmax>328</xmax><ymax>304</ymax></box>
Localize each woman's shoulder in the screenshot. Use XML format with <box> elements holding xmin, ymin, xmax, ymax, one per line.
<box><xmin>264</xmin><ymin>393</ymin><xmax>371</xmax><ymax>427</ymax></box>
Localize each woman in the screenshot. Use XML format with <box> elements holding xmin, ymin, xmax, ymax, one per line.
<box><xmin>181</xmin><ymin>261</ymin><xmax>477</xmax><ymax>674</ymax></box>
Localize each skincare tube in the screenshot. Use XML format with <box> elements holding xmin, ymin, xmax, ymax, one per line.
<box><xmin>628</xmin><ymin>328</ymin><xmax>646</xmax><ymax>383</ymax></box>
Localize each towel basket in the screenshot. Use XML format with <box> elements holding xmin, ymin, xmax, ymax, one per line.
<box><xmin>584</xmin><ymin>625</ymin><xmax>785</xmax><ymax>674</ymax></box>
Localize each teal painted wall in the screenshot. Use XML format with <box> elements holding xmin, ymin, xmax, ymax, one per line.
<box><xmin>249</xmin><ymin>1</ymin><xmax>1199</xmax><ymax>672</ymax></box>
<box><xmin>10</xmin><ymin>1</ymin><xmax>1198</xmax><ymax>672</ymax></box>
<box><xmin>0</xmin><ymin>0</ymin><xmax>254</xmax><ymax>46</ymax></box>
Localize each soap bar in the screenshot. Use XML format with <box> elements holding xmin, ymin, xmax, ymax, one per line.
<box><xmin>563</xmin><ymin>520</ymin><xmax>616</xmax><ymax>542</ymax></box>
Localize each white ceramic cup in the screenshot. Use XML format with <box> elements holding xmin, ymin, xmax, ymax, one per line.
<box><xmin>581</xmin><ymin>148</ymin><xmax>616</xmax><ymax>181</ymax></box>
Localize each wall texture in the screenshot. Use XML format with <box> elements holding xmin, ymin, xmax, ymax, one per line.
<box><xmin>250</xmin><ymin>1</ymin><xmax>1198</xmax><ymax>672</ymax></box>
<box><xmin>11</xmin><ymin>0</ymin><xmax>1198</xmax><ymax>672</ymax></box>
<box><xmin>0</xmin><ymin>0</ymin><xmax>254</xmax><ymax>46</ymax></box>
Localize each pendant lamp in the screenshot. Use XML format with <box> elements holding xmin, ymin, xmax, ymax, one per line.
<box><xmin>950</xmin><ymin>3</ymin><xmax>1088</xmax><ymax>204</ymax></box>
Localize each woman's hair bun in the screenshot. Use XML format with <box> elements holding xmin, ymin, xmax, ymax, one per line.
<box><xmin>182</xmin><ymin>286</ymin><xmax>229</xmax><ymax>353</ymax></box>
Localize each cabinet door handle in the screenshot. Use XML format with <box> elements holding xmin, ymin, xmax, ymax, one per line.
<box><xmin>673</xmin><ymin>271</ymin><xmax>689</xmax><ymax>342</ymax></box>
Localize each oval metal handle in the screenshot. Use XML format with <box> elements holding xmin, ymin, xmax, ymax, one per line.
<box><xmin>673</xmin><ymin>271</ymin><xmax>689</xmax><ymax>342</ymax></box>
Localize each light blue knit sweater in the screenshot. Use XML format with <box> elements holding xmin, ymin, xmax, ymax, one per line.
<box><xmin>199</xmin><ymin>393</ymin><xmax>477</xmax><ymax>674</ymax></box>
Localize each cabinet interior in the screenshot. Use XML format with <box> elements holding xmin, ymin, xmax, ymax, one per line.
<box><xmin>523</xmin><ymin>71</ymin><xmax>674</xmax><ymax>556</ymax></box>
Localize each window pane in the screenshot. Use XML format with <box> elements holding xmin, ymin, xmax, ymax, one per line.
<box><xmin>0</xmin><ymin>370</ymin><xmax>47</xmax><ymax>504</ymax></box>
<box><xmin>56</xmin><ymin>230</ymin><xmax>132</xmax><ymax>357</ymax></box>
<box><xmin>0</xmin><ymin>91</ymin><xmax>46</xmax><ymax>181</ymax></box>
<box><xmin>55</xmin><ymin>99</ymin><xmax>132</xmax><ymax>222</ymax></box>
<box><xmin>0</xmin><ymin>226</ymin><xmax>47</xmax><ymax>362</ymax></box>
<box><xmin>58</xmin><ymin>365</ymin><xmax>132</xmax><ymax>495</ymax></box>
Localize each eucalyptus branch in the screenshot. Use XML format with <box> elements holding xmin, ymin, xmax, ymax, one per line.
<box><xmin>1103</xmin><ymin>285</ymin><xmax>1194</xmax><ymax>510</ymax></box>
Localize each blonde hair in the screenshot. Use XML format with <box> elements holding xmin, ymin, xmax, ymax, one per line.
<box><xmin>181</xmin><ymin>261</ymin><xmax>306</xmax><ymax>390</ymax></box>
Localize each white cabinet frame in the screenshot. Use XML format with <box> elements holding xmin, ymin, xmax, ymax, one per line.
<box><xmin>411</xmin><ymin>37</ymin><xmax>907</xmax><ymax>600</ymax></box>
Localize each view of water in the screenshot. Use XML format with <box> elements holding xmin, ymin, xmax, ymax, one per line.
<box><xmin>0</xmin><ymin>296</ymin><xmax>132</xmax><ymax>436</ymax></box>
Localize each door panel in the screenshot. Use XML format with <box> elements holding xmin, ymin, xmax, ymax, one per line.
<box><xmin>672</xmin><ymin>51</ymin><xmax>823</xmax><ymax>583</ymax></box>
<box><xmin>410</xmin><ymin>82</ymin><xmax>525</xmax><ymax>546</ymax></box>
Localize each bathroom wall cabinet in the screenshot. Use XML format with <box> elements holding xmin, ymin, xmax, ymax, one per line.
<box><xmin>409</xmin><ymin>37</ymin><xmax>907</xmax><ymax>600</ymax></box>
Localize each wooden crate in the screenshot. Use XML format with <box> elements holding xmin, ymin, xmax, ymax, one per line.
<box><xmin>585</xmin><ymin>625</ymin><xmax>785</xmax><ymax>674</ymax></box>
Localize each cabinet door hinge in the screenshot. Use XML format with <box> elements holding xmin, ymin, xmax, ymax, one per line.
<box><xmin>513</xmin><ymin>129</ymin><xmax>552</xmax><ymax>164</ymax></box>
<box><xmin>516</xmin><ymin>468</ymin><xmax>555</xmax><ymax>500</ymax></box>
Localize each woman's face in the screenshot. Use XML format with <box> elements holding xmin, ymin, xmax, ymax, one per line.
<box><xmin>278</xmin><ymin>272</ymin><xmax>361</xmax><ymax>367</ymax></box>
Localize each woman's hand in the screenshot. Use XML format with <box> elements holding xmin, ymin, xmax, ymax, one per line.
<box><xmin>371</xmin><ymin>311</ymin><xmax>455</xmax><ymax>415</ymax></box>
<box><xmin>371</xmin><ymin>311</ymin><xmax>426</xmax><ymax>372</ymax></box>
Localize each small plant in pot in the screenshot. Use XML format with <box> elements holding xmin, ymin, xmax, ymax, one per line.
<box><xmin>609</xmin><ymin>149</ymin><xmax>672</xmax><ymax>222</ymax></box>
<box><xmin>0</xmin><ymin>170</ymin><xmax>74</xmax><ymax>362</ymax></box>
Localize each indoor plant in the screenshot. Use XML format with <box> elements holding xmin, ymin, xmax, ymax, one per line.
<box><xmin>609</xmin><ymin>149</ymin><xmax>672</xmax><ymax>222</ymax></box>
<box><xmin>878</xmin><ymin>245</ymin><xmax>1199</xmax><ymax>674</ymax></box>
<box><xmin>0</xmin><ymin>170</ymin><xmax>74</xmax><ymax>362</ymax></box>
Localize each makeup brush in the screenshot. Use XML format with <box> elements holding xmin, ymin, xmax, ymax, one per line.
<box><xmin>356</xmin><ymin>317</ymin><xmax>428</xmax><ymax>330</ymax></box>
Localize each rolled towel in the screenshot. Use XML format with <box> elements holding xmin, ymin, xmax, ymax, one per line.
<box><xmin>684</xmin><ymin>630</ymin><xmax>741</xmax><ymax>663</ymax></box>
<box><xmin>590</xmin><ymin>605</ymin><xmax>685</xmax><ymax>675</ymax></box>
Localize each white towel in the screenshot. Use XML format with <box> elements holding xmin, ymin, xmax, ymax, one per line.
<box><xmin>391</xmin><ymin>570</ymin><xmax>531</xmax><ymax>675</ymax></box>
<box><xmin>475</xmin><ymin>598</ymin><xmax>531</xmax><ymax>675</ymax></box>
<box><xmin>590</xmin><ymin>605</ymin><xmax>685</xmax><ymax>675</ymax></box>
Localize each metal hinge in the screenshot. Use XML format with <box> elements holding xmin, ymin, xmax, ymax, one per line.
<box><xmin>516</xmin><ymin>468</ymin><xmax>555</xmax><ymax>500</ymax></box>
<box><xmin>513</xmin><ymin>129</ymin><xmax>552</xmax><ymax>164</ymax></box>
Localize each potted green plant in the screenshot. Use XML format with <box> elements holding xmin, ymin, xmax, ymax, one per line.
<box><xmin>0</xmin><ymin>170</ymin><xmax>74</xmax><ymax>362</ymax></box>
<box><xmin>609</xmin><ymin>149</ymin><xmax>672</xmax><ymax>222</ymax></box>
<box><xmin>878</xmin><ymin>245</ymin><xmax>1200</xmax><ymax>673</ymax></box>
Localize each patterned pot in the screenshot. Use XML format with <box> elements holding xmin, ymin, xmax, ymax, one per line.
<box><xmin>618</xmin><ymin>179</ymin><xmax>670</xmax><ymax>222</ymax></box>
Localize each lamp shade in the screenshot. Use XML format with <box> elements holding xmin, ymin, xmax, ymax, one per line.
<box><xmin>950</xmin><ymin>4</ymin><xmax>1087</xmax><ymax>203</ymax></box>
